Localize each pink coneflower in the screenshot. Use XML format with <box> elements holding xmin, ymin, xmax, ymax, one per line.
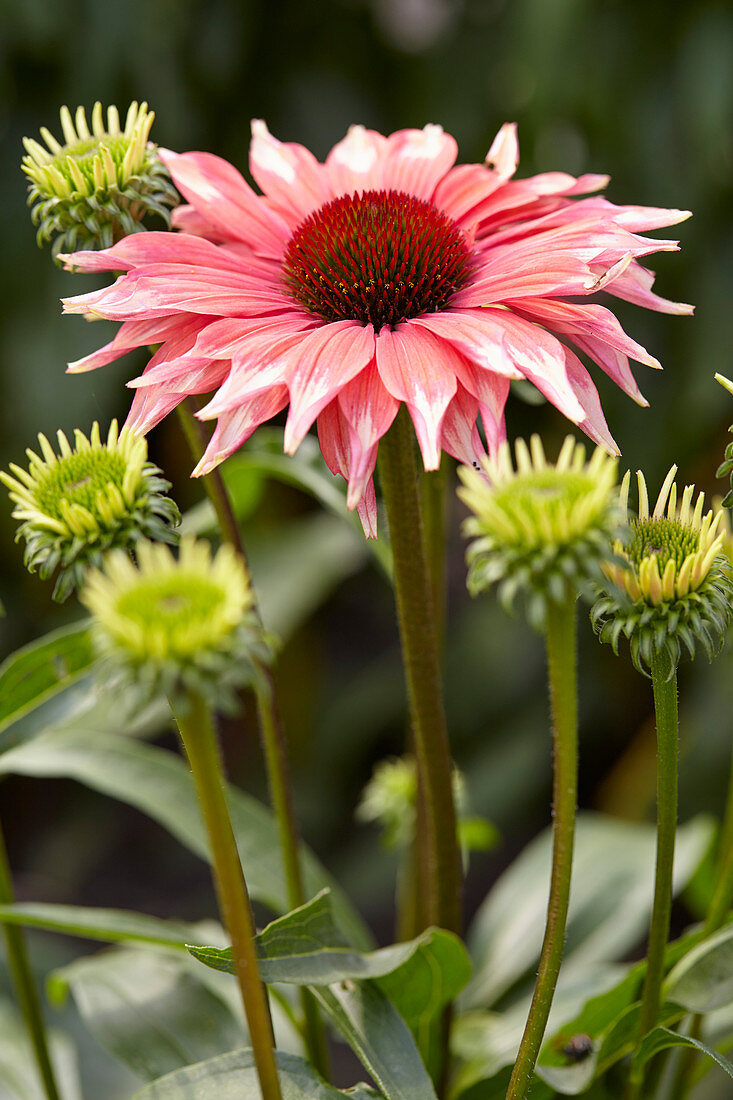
<box><xmin>61</xmin><ymin>121</ymin><xmax>691</xmax><ymax>536</ymax></box>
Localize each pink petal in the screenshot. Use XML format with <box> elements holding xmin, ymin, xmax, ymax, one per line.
<box><xmin>197</xmin><ymin>329</ymin><xmax>308</xmax><ymax>419</ymax></box>
<box><xmin>125</xmin><ymin>387</ymin><xmax>186</xmax><ymax>435</ymax></box>
<box><xmin>171</xmin><ymin>204</ymin><xmax>228</xmax><ymax>242</ymax></box>
<box><xmin>570</xmin><ymin>336</ymin><xmax>647</xmax><ymax>406</ymax></box>
<box><xmin>325</xmin><ymin>125</ymin><xmax>389</xmax><ymax>195</ymax></box>
<box><xmin>380</xmin><ymin>125</ymin><xmax>458</xmax><ymax>201</ymax></box>
<box><xmin>317</xmin><ymin>400</ymin><xmax>379</xmax><ymax>534</ymax></box>
<box><xmin>336</xmin><ymin>364</ymin><xmax>399</xmax><ymax>505</ymax></box>
<box><xmin>193</xmin><ymin>387</ymin><xmax>290</xmax><ymax>476</ymax></box>
<box><xmin>191</xmin><ymin>314</ymin><xmax>319</xmax><ymax>361</ymax></box>
<box><xmin>61</xmin><ymin>232</ymin><xmax>258</xmax><ymax>276</ymax></box>
<box><xmin>159</xmin><ymin>149</ymin><xmax>292</xmax><ymax>258</ymax></box>
<box><xmin>411</xmin><ymin>310</ymin><xmax>523</xmax><ymax>378</ymax></box>
<box><xmin>282</xmin><ymin>322</ymin><xmax>376</xmax><ymax>453</ymax></box>
<box><xmin>484</xmin><ymin>122</ymin><xmax>519</xmax><ymax>181</ymax></box>
<box><xmin>67</xmin><ymin>315</ymin><xmax>205</xmax><ymax>374</ymax></box>
<box><xmin>249</xmin><ymin>120</ymin><xmax>333</xmax><ymax>222</ymax></box>
<box><xmin>375</xmin><ymin>325</ymin><xmax>458</xmax><ymax>469</ymax></box>
<box><xmin>508</xmin><ymin>298</ymin><xmax>660</xmax><ymax>369</ymax></box>
<box><xmin>603</xmin><ymin>260</ymin><xmax>694</xmax><ymax>315</ymax></box>
<box><xmin>439</xmin><ymin>386</ymin><xmax>487</xmax><ymax>468</ymax></box>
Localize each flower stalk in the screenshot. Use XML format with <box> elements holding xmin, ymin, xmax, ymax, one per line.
<box><xmin>175</xmin><ymin>398</ymin><xmax>329</xmax><ymax>1076</ymax></box>
<box><xmin>378</xmin><ymin>408</ymin><xmax>462</xmax><ymax>937</ymax></box>
<box><xmin>170</xmin><ymin>692</ymin><xmax>282</xmax><ymax>1100</ymax></box>
<box><xmin>625</xmin><ymin>647</ymin><xmax>679</xmax><ymax>1100</ymax></box>
<box><xmin>506</xmin><ymin>593</ymin><xmax>578</xmax><ymax>1100</ymax></box>
<box><xmin>0</xmin><ymin>818</ymin><xmax>61</xmax><ymax>1100</ymax></box>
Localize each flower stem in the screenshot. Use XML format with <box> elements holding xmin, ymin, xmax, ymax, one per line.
<box><xmin>627</xmin><ymin>647</ymin><xmax>679</xmax><ymax>1100</ymax></box>
<box><xmin>0</xmin><ymin>818</ymin><xmax>61</xmax><ymax>1100</ymax></box>
<box><xmin>421</xmin><ymin>464</ymin><xmax>448</xmax><ymax>645</ymax></box>
<box><xmin>175</xmin><ymin>399</ymin><xmax>329</xmax><ymax>1077</ymax></box>
<box><xmin>505</xmin><ymin>594</ymin><xmax>578</xmax><ymax>1100</ymax></box>
<box><xmin>668</xmin><ymin>740</ymin><xmax>733</xmax><ymax>1100</ymax></box>
<box><xmin>377</xmin><ymin>408</ymin><xmax>462</xmax><ymax>936</ymax></box>
<box><xmin>171</xmin><ymin>692</ymin><xmax>282</xmax><ymax>1100</ymax></box>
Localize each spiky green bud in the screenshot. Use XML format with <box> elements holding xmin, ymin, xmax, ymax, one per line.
<box><xmin>81</xmin><ymin>538</ymin><xmax>272</xmax><ymax>711</ymax></box>
<box><xmin>459</xmin><ymin>434</ymin><xmax>620</xmax><ymax>630</ymax></box>
<box><xmin>1</xmin><ymin>421</ymin><xmax>179</xmax><ymax>601</ymax></box>
<box><xmin>592</xmin><ymin>467</ymin><xmax>733</xmax><ymax>674</ymax></box>
<box><xmin>22</xmin><ymin>102</ymin><xmax>179</xmax><ymax>259</ymax></box>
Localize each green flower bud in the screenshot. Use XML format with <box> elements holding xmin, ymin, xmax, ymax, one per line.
<box><xmin>592</xmin><ymin>467</ymin><xmax>733</xmax><ymax>674</ymax></box>
<box><xmin>22</xmin><ymin>102</ymin><xmax>179</xmax><ymax>259</ymax></box>
<box><xmin>459</xmin><ymin>434</ymin><xmax>620</xmax><ymax>630</ymax></box>
<box><xmin>81</xmin><ymin>538</ymin><xmax>272</xmax><ymax>711</ymax></box>
<box><xmin>1</xmin><ymin>421</ymin><xmax>179</xmax><ymax>601</ymax></box>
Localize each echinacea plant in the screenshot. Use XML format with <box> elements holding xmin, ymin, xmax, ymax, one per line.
<box><xmin>592</xmin><ymin>469</ymin><xmax>733</xmax><ymax>1100</ymax></box>
<box><xmin>9</xmin><ymin>96</ymin><xmax>733</xmax><ymax>1100</ymax></box>
<box><xmin>460</xmin><ymin>434</ymin><xmax>620</xmax><ymax>1100</ymax></box>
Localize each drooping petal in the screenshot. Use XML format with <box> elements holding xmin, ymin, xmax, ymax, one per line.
<box><xmin>602</xmin><ymin>260</ymin><xmax>694</xmax><ymax>315</ymax></box>
<box><xmin>375</xmin><ymin>324</ymin><xmax>458</xmax><ymax>469</ymax></box>
<box><xmin>439</xmin><ymin>386</ymin><xmax>487</xmax><ymax>468</ymax></box>
<box><xmin>317</xmin><ymin>401</ymin><xmax>379</xmax><ymax>535</ymax></box>
<box><xmin>67</xmin><ymin>315</ymin><xmax>205</xmax><ymax>374</ymax></box>
<box><xmin>336</xmin><ymin>363</ymin><xmax>399</xmax><ymax>504</ymax></box>
<box><xmin>193</xmin><ymin>388</ymin><xmax>290</xmax><ymax>476</ymax></box>
<box><xmin>282</xmin><ymin>322</ymin><xmax>376</xmax><ymax>453</ymax></box>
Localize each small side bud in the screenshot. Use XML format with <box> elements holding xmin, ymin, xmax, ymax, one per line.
<box><xmin>1</xmin><ymin>421</ymin><xmax>180</xmax><ymax>601</ymax></box>
<box><xmin>22</xmin><ymin>102</ymin><xmax>179</xmax><ymax>260</ymax></box>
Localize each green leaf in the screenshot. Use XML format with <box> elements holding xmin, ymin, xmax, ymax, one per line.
<box><xmin>190</xmin><ymin>893</ymin><xmax>448</xmax><ymax>1100</ymax></box>
<box><xmin>0</xmin><ymin>728</ymin><xmax>371</xmax><ymax>949</ymax></box>
<box><xmin>0</xmin><ymin>998</ymin><xmax>82</xmax><ymax>1100</ymax></box>
<box><xmin>464</xmin><ymin>813</ymin><xmax>713</xmax><ymax>1009</ymax></box>
<box><xmin>49</xmin><ymin>948</ymin><xmax>244</xmax><ymax>1083</ymax></box>
<box><xmin>0</xmin><ymin>621</ymin><xmax>94</xmax><ymax>742</ymax></box>
<box><xmin>635</xmin><ymin>1025</ymin><xmax>733</xmax><ymax>1078</ymax></box>
<box><xmin>664</xmin><ymin>923</ymin><xmax>733</xmax><ymax>1012</ymax></box>
<box><xmin>0</xmin><ymin>902</ymin><xmax>198</xmax><ymax>948</ymax></box>
<box><xmin>131</xmin><ymin>1048</ymin><xmax>382</xmax><ymax>1098</ymax></box>
<box><xmin>313</xmin><ymin>983</ymin><xmax>437</xmax><ymax>1100</ymax></box>
<box><xmin>189</xmin><ymin>890</ymin><xmax>470</xmax><ymax>999</ymax></box>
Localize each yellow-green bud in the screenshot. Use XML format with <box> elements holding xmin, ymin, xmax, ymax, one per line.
<box><xmin>1</xmin><ymin>421</ymin><xmax>179</xmax><ymax>601</ymax></box>
<box><xmin>459</xmin><ymin>434</ymin><xmax>620</xmax><ymax>630</ymax></box>
<box><xmin>22</xmin><ymin>102</ymin><xmax>179</xmax><ymax>259</ymax></box>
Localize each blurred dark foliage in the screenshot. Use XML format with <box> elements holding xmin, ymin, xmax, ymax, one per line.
<box><xmin>1</xmin><ymin>0</ymin><xmax>733</xmax><ymax>957</ymax></box>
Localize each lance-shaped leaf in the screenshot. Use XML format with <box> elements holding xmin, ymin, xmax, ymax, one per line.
<box><xmin>131</xmin><ymin>1048</ymin><xmax>382</xmax><ymax>1098</ymax></box>
<box><xmin>663</xmin><ymin>923</ymin><xmax>733</xmax><ymax>1012</ymax></box>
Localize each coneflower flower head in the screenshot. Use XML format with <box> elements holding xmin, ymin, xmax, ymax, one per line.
<box><xmin>459</xmin><ymin>434</ymin><xmax>620</xmax><ymax>629</ymax></box>
<box><xmin>0</xmin><ymin>421</ymin><xmax>179</xmax><ymax>601</ymax></box>
<box><xmin>22</xmin><ymin>102</ymin><xmax>179</xmax><ymax>259</ymax></box>
<box><xmin>592</xmin><ymin>467</ymin><xmax>733</xmax><ymax>674</ymax></box>
<box><xmin>81</xmin><ymin>538</ymin><xmax>271</xmax><ymax>711</ymax></box>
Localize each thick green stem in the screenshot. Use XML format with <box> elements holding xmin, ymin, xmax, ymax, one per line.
<box><xmin>377</xmin><ymin>409</ymin><xmax>462</xmax><ymax>936</ymax></box>
<box><xmin>421</xmin><ymin>465</ymin><xmax>448</xmax><ymax>645</ymax></box>
<box><xmin>0</xmin><ymin>819</ymin><xmax>61</xmax><ymax>1100</ymax></box>
<box><xmin>505</xmin><ymin>595</ymin><xmax>578</xmax><ymax>1100</ymax></box>
<box><xmin>175</xmin><ymin>399</ymin><xmax>329</xmax><ymax>1076</ymax></box>
<box><xmin>669</xmin><ymin>741</ymin><xmax>733</xmax><ymax>1100</ymax></box>
<box><xmin>172</xmin><ymin>694</ymin><xmax>282</xmax><ymax>1100</ymax></box>
<box><xmin>627</xmin><ymin>648</ymin><xmax>679</xmax><ymax>1100</ymax></box>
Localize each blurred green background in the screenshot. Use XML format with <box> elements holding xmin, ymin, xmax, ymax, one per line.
<box><xmin>1</xmin><ymin>0</ymin><xmax>733</xmax><ymax>1092</ymax></box>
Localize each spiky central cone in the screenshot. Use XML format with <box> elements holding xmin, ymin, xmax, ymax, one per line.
<box><xmin>282</xmin><ymin>189</ymin><xmax>472</xmax><ymax>329</ymax></box>
<box><xmin>629</xmin><ymin>517</ymin><xmax>699</xmax><ymax>573</ymax></box>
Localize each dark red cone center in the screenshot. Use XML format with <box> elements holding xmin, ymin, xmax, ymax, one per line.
<box><xmin>282</xmin><ymin>189</ymin><xmax>472</xmax><ymax>330</ymax></box>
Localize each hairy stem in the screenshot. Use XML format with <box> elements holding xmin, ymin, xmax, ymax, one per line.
<box><xmin>627</xmin><ymin>647</ymin><xmax>679</xmax><ymax>1100</ymax></box>
<box><xmin>505</xmin><ymin>594</ymin><xmax>578</xmax><ymax>1100</ymax></box>
<box><xmin>172</xmin><ymin>693</ymin><xmax>282</xmax><ymax>1100</ymax></box>
<box><xmin>377</xmin><ymin>408</ymin><xmax>462</xmax><ymax>937</ymax></box>
<box><xmin>669</xmin><ymin>740</ymin><xmax>733</xmax><ymax>1100</ymax></box>
<box><xmin>175</xmin><ymin>399</ymin><xmax>329</xmax><ymax>1077</ymax></box>
<box><xmin>0</xmin><ymin>818</ymin><xmax>61</xmax><ymax>1100</ymax></box>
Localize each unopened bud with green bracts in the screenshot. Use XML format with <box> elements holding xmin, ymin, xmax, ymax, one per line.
<box><xmin>459</xmin><ymin>434</ymin><xmax>621</xmax><ymax>630</ymax></box>
<box><xmin>81</xmin><ymin>538</ymin><xmax>272</xmax><ymax>712</ymax></box>
<box><xmin>592</xmin><ymin>466</ymin><xmax>733</xmax><ymax>674</ymax></box>
<box><xmin>22</xmin><ymin>102</ymin><xmax>179</xmax><ymax>259</ymax></box>
<box><xmin>1</xmin><ymin>421</ymin><xmax>179</xmax><ymax>601</ymax></box>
